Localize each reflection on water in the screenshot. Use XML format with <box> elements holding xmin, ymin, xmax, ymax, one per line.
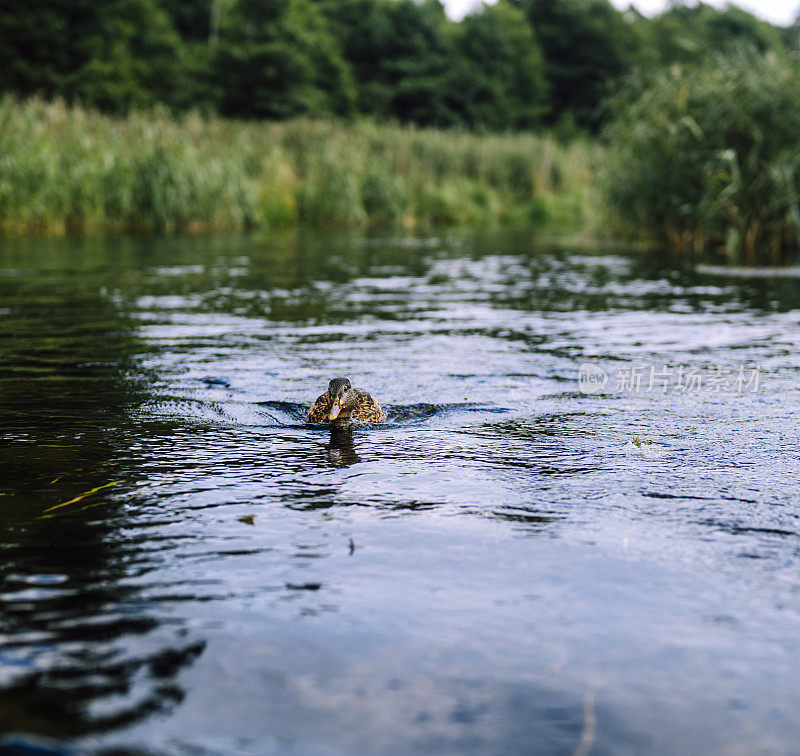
<box><xmin>326</xmin><ymin>427</ymin><xmax>362</xmax><ymax>468</ymax></box>
<box><xmin>0</xmin><ymin>262</ymin><xmax>205</xmax><ymax>738</ymax></box>
<box><xmin>1</xmin><ymin>231</ymin><xmax>800</xmax><ymax>753</ymax></box>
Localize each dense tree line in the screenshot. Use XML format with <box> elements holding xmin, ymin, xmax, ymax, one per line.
<box><xmin>0</xmin><ymin>0</ymin><xmax>794</xmax><ymax>132</ymax></box>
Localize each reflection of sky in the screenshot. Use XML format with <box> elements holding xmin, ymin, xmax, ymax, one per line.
<box><xmin>442</xmin><ymin>0</ymin><xmax>798</xmax><ymax>26</ymax></box>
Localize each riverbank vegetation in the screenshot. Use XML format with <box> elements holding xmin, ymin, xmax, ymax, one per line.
<box><xmin>2</xmin><ymin>1</ymin><xmax>800</xmax><ymax>258</ymax></box>
<box><xmin>0</xmin><ymin>97</ymin><xmax>599</xmax><ymax>235</ymax></box>
<box><xmin>604</xmin><ymin>51</ymin><xmax>800</xmax><ymax>264</ymax></box>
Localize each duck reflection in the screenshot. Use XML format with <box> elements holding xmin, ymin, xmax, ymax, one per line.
<box><xmin>325</xmin><ymin>426</ymin><xmax>362</xmax><ymax>467</ymax></box>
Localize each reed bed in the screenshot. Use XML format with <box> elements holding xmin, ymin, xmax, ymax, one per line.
<box><xmin>0</xmin><ymin>96</ymin><xmax>600</xmax><ymax>235</ymax></box>
<box><xmin>603</xmin><ymin>52</ymin><xmax>800</xmax><ymax>263</ymax></box>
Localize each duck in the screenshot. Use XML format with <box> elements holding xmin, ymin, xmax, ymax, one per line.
<box><xmin>306</xmin><ymin>377</ymin><xmax>386</xmax><ymax>424</ymax></box>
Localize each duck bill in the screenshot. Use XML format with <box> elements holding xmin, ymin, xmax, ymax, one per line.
<box><xmin>328</xmin><ymin>398</ymin><xmax>342</xmax><ymax>421</ymax></box>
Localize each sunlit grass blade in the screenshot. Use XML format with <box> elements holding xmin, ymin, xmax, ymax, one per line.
<box><xmin>42</xmin><ymin>480</ymin><xmax>124</xmax><ymax>513</ymax></box>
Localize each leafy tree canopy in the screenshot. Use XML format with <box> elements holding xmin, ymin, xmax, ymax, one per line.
<box><xmin>448</xmin><ymin>0</ymin><xmax>549</xmax><ymax>130</ymax></box>
<box><xmin>0</xmin><ymin>0</ymin><xmax>184</xmax><ymax>111</ymax></box>
<box><xmin>512</xmin><ymin>0</ymin><xmax>640</xmax><ymax>130</ymax></box>
<box><xmin>0</xmin><ymin>0</ymin><xmax>793</xmax><ymax>133</ymax></box>
<box><xmin>636</xmin><ymin>2</ymin><xmax>786</xmax><ymax>67</ymax></box>
<box><xmin>316</xmin><ymin>0</ymin><xmax>457</xmax><ymax>126</ymax></box>
<box><xmin>215</xmin><ymin>0</ymin><xmax>355</xmax><ymax>119</ymax></box>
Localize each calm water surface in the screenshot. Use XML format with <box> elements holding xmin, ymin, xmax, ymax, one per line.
<box><xmin>1</xmin><ymin>231</ymin><xmax>800</xmax><ymax>754</ymax></box>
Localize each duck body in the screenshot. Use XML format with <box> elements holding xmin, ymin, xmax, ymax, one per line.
<box><xmin>307</xmin><ymin>377</ymin><xmax>386</xmax><ymax>424</ymax></box>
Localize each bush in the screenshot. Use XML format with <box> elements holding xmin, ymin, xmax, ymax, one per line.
<box><xmin>603</xmin><ymin>51</ymin><xmax>800</xmax><ymax>263</ymax></box>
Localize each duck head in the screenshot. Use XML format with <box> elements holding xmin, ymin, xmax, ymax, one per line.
<box><xmin>326</xmin><ymin>377</ymin><xmax>358</xmax><ymax>422</ymax></box>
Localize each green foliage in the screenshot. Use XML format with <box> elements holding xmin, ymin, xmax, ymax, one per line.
<box><xmin>0</xmin><ymin>98</ymin><xmax>255</xmax><ymax>234</ymax></box>
<box><xmin>603</xmin><ymin>52</ymin><xmax>800</xmax><ymax>262</ymax></box>
<box><xmin>296</xmin><ymin>155</ymin><xmax>367</xmax><ymax>227</ymax></box>
<box><xmin>160</xmin><ymin>0</ymin><xmax>214</xmax><ymax>40</ymax></box>
<box><xmin>514</xmin><ymin>0</ymin><xmax>639</xmax><ymax>130</ymax></box>
<box><xmin>636</xmin><ymin>2</ymin><xmax>787</xmax><ymax>68</ymax></box>
<box><xmin>361</xmin><ymin>166</ymin><xmax>409</xmax><ymax>226</ymax></box>
<box><xmin>317</xmin><ymin>0</ymin><xmax>456</xmax><ymax>126</ymax></box>
<box><xmin>0</xmin><ymin>96</ymin><xmax>598</xmax><ymax>235</ymax></box>
<box><xmin>448</xmin><ymin>1</ymin><xmax>549</xmax><ymax>130</ymax></box>
<box><xmin>0</xmin><ymin>0</ymin><xmax>794</xmax><ymax>137</ymax></box>
<box><xmin>214</xmin><ymin>0</ymin><xmax>355</xmax><ymax>119</ymax></box>
<box><xmin>0</xmin><ymin>0</ymin><xmax>185</xmax><ymax>112</ymax></box>
<box><xmin>317</xmin><ymin>0</ymin><xmax>549</xmax><ymax>131</ymax></box>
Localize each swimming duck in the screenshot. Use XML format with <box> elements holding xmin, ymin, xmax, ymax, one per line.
<box><xmin>307</xmin><ymin>378</ymin><xmax>386</xmax><ymax>424</ymax></box>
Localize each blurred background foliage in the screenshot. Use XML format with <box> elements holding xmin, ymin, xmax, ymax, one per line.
<box><xmin>1</xmin><ymin>0</ymin><xmax>800</xmax><ymax>259</ymax></box>
<box><xmin>0</xmin><ymin>97</ymin><xmax>599</xmax><ymax>234</ymax></box>
<box><xmin>2</xmin><ymin>0</ymin><xmax>796</xmax><ymax>132</ymax></box>
<box><xmin>603</xmin><ymin>50</ymin><xmax>800</xmax><ymax>263</ymax></box>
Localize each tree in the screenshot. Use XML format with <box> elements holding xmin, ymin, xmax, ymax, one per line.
<box><xmin>448</xmin><ymin>1</ymin><xmax>549</xmax><ymax>130</ymax></box>
<box><xmin>0</xmin><ymin>0</ymin><xmax>185</xmax><ymax>111</ymax></box>
<box><xmin>638</xmin><ymin>2</ymin><xmax>786</xmax><ymax>68</ymax></box>
<box><xmin>214</xmin><ymin>0</ymin><xmax>355</xmax><ymax>119</ymax></box>
<box><xmin>160</xmin><ymin>0</ymin><xmax>214</xmax><ymax>41</ymax></box>
<box><xmin>513</xmin><ymin>0</ymin><xmax>639</xmax><ymax>131</ymax></box>
<box><xmin>316</xmin><ymin>0</ymin><xmax>458</xmax><ymax>126</ymax></box>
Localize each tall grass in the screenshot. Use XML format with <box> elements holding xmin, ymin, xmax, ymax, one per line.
<box><xmin>0</xmin><ymin>96</ymin><xmax>599</xmax><ymax>236</ymax></box>
<box><xmin>603</xmin><ymin>51</ymin><xmax>800</xmax><ymax>263</ymax></box>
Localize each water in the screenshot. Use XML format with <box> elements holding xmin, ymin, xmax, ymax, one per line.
<box><xmin>1</xmin><ymin>231</ymin><xmax>800</xmax><ymax>754</ymax></box>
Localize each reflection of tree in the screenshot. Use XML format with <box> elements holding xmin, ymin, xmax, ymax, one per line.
<box><xmin>0</xmin><ymin>239</ymin><xmax>204</xmax><ymax>737</ymax></box>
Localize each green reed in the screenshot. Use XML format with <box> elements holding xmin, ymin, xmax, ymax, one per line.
<box><xmin>0</xmin><ymin>96</ymin><xmax>599</xmax><ymax>235</ymax></box>
<box><xmin>603</xmin><ymin>51</ymin><xmax>800</xmax><ymax>263</ymax></box>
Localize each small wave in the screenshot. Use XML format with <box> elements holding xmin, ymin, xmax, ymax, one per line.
<box><xmin>385</xmin><ymin>402</ymin><xmax>500</xmax><ymax>423</ymax></box>
<box><xmin>257</xmin><ymin>400</ymin><xmax>505</xmax><ymax>427</ymax></box>
<box><xmin>696</xmin><ymin>263</ymin><xmax>800</xmax><ymax>279</ymax></box>
<box><xmin>256</xmin><ymin>400</ymin><xmax>309</xmax><ymax>424</ymax></box>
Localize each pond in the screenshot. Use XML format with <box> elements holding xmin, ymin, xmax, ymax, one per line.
<box><xmin>1</xmin><ymin>230</ymin><xmax>800</xmax><ymax>754</ymax></box>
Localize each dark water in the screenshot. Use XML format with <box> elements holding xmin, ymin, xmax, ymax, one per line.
<box><xmin>2</xmin><ymin>231</ymin><xmax>800</xmax><ymax>754</ymax></box>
